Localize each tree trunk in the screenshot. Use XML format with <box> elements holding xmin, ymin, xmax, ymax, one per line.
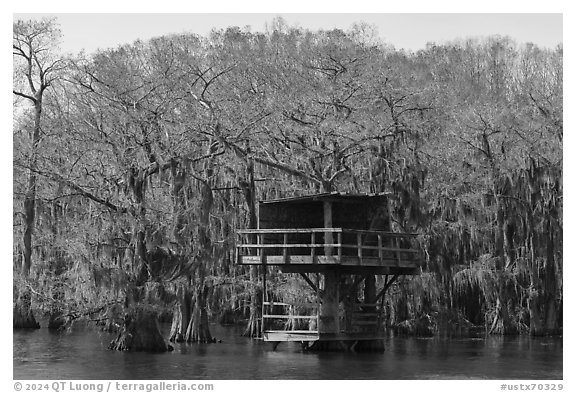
<box><xmin>240</xmin><ymin>158</ymin><xmax>261</xmax><ymax>338</ymax></box>
<box><xmin>47</xmin><ymin>311</ymin><xmax>66</xmax><ymax>330</ymax></box>
<box><xmin>243</xmin><ymin>267</ymin><xmax>261</xmax><ymax>337</ymax></box>
<box><xmin>185</xmin><ymin>287</ymin><xmax>213</xmax><ymax>343</ymax></box>
<box><xmin>22</xmin><ymin>191</ymin><xmax>36</xmax><ymax>277</ymax></box>
<box><xmin>544</xmin><ymin>296</ymin><xmax>558</xmax><ymax>335</ymax></box>
<box><xmin>14</xmin><ymin>101</ymin><xmax>42</xmax><ymax>329</ymax></box>
<box><xmin>488</xmin><ymin>297</ymin><xmax>504</xmax><ymax>334</ymax></box>
<box><xmin>22</xmin><ymin>100</ymin><xmax>42</xmax><ymax>277</ymax></box>
<box><xmin>169</xmin><ymin>286</ymin><xmax>191</xmax><ymax>342</ymax></box>
<box><xmin>543</xmin><ymin>219</ymin><xmax>559</xmax><ymax>335</ymax></box>
<box><xmin>503</xmin><ymin>219</ymin><xmax>515</xmax><ymax>270</ymax></box>
<box><xmin>109</xmin><ymin>307</ymin><xmax>170</xmax><ymax>352</ymax></box>
<box><xmin>489</xmin><ymin>294</ymin><xmax>515</xmax><ymax>335</ymax></box>
<box><xmin>528</xmin><ymin>291</ymin><xmax>544</xmax><ymax>336</ymax></box>
<box><xmin>183</xmin><ymin>171</ymin><xmax>215</xmax><ymax>344</ymax></box>
<box><xmin>489</xmin><ymin>181</ymin><xmax>516</xmax><ymax>335</ymax></box>
<box><xmin>47</xmin><ymin>278</ymin><xmax>66</xmax><ymax>330</ymax></box>
<box><xmin>110</xmin><ymin>182</ymin><xmax>169</xmax><ymax>351</ymax></box>
<box><xmin>13</xmin><ymin>287</ymin><xmax>40</xmax><ymax>329</ymax></box>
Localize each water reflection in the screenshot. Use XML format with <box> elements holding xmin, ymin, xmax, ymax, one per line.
<box><xmin>13</xmin><ymin>324</ymin><xmax>562</xmax><ymax>380</ymax></box>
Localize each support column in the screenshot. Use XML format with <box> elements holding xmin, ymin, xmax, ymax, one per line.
<box><xmin>318</xmin><ymin>269</ymin><xmax>340</xmax><ymax>334</ymax></box>
<box><xmin>323</xmin><ymin>201</ymin><xmax>333</xmax><ymax>257</ymax></box>
<box><xmin>364</xmin><ymin>274</ymin><xmax>376</xmax><ymax>310</ymax></box>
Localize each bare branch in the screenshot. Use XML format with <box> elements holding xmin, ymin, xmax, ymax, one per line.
<box><xmin>13</xmin><ymin>90</ymin><xmax>37</xmax><ymax>103</ymax></box>
<box><xmin>15</xmin><ymin>161</ymin><xmax>129</xmax><ymax>214</ymax></box>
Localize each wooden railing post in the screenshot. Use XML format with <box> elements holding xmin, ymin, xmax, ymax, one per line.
<box><xmin>337</xmin><ymin>231</ymin><xmax>342</xmax><ymax>260</ymax></box>
<box><xmin>259</xmin><ymin>233</ymin><xmax>266</xmax><ymax>264</ymax></box>
<box><xmin>261</xmin><ymin>250</ymin><xmax>267</xmax><ymax>337</ymax></box>
<box><xmin>311</xmin><ymin>232</ymin><xmax>316</xmax><ymax>262</ymax></box>
<box><xmin>283</xmin><ymin>232</ymin><xmax>288</xmax><ymax>264</ymax></box>
<box><xmin>235</xmin><ymin>229</ymin><xmax>420</xmax><ymax>269</ymax></box>
<box><xmin>394</xmin><ymin>237</ymin><xmax>401</xmax><ymax>266</ymax></box>
<box><xmin>357</xmin><ymin>232</ymin><xmax>363</xmax><ymax>263</ymax></box>
<box><xmin>316</xmin><ymin>272</ymin><xmax>320</xmax><ymax>331</ymax></box>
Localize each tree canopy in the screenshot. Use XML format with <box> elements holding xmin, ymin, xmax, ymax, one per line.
<box><xmin>13</xmin><ymin>18</ymin><xmax>562</xmax><ymax>344</ymax></box>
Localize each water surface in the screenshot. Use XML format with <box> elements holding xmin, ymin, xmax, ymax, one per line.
<box><xmin>13</xmin><ymin>324</ymin><xmax>562</xmax><ymax>380</ymax></box>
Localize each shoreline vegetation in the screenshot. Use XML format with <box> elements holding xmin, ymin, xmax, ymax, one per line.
<box><xmin>13</xmin><ymin>17</ymin><xmax>562</xmax><ymax>352</ymax></box>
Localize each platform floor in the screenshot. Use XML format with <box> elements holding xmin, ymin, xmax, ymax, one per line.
<box><xmin>263</xmin><ymin>330</ymin><xmax>386</xmax><ymax>342</ymax></box>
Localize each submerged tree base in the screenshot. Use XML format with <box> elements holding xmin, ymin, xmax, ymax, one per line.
<box><xmin>109</xmin><ymin>308</ymin><xmax>171</xmax><ymax>352</ymax></box>
<box><xmin>13</xmin><ymin>309</ymin><xmax>40</xmax><ymax>329</ymax></box>
<box><xmin>242</xmin><ymin>313</ymin><xmax>261</xmax><ymax>338</ymax></box>
<box><xmin>13</xmin><ymin>293</ymin><xmax>40</xmax><ymax>329</ymax></box>
<box><xmin>47</xmin><ymin>310</ymin><xmax>67</xmax><ymax>330</ymax></box>
<box><xmin>393</xmin><ymin>315</ymin><xmax>435</xmax><ymax>337</ymax></box>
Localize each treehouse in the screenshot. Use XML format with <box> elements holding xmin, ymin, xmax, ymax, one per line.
<box><xmin>236</xmin><ymin>192</ymin><xmax>421</xmax><ymax>351</ymax></box>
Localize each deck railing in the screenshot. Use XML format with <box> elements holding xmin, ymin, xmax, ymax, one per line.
<box><xmin>262</xmin><ymin>300</ymin><xmax>385</xmax><ymax>337</ymax></box>
<box><xmin>236</xmin><ymin>228</ymin><xmax>420</xmax><ymax>265</ymax></box>
<box><xmin>262</xmin><ymin>301</ymin><xmax>319</xmax><ymax>334</ymax></box>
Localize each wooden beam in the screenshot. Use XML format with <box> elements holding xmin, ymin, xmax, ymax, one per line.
<box><xmin>239</xmin><ymin>228</ymin><xmax>343</xmax><ymax>234</ymax></box>
<box><xmin>238</xmin><ymin>228</ymin><xmax>417</xmax><ymax>236</ymax></box>
<box><xmin>299</xmin><ymin>272</ymin><xmax>318</xmax><ymax>292</ymax></box>
<box><xmin>264</xmin><ymin>301</ymin><xmax>318</xmax><ymax>308</ymax></box>
<box><xmin>375</xmin><ymin>274</ymin><xmax>399</xmax><ymax>302</ymax></box>
<box><xmin>239</xmin><ymin>243</ymin><xmax>338</xmax><ymax>248</ymax></box>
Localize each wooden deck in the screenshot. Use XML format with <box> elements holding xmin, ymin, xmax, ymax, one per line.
<box><xmin>236</xmin><ymin>228</ymin><xmax>421</xmax><ymax>274</ymax></box>
<box><xmin>264</xmin><ymin>330</ymin><xmax>320</xmax><ymax>342</ymax></box>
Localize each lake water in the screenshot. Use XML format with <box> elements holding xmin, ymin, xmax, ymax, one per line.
<box><xmin>13</xmin><ymin>324</ymin><xmax>562</xmax><ymax>380</ymax></box>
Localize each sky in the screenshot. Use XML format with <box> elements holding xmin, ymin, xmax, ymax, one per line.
<box><xmin>13</xmin><ymin>13</ymin><xmax>563</xmax><ymax>55</ymax></box>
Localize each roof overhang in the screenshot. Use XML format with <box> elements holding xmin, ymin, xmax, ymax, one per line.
<box><xmin>259</xmin><ymin>192</ymin><xmax>390</xmax><ymax>205</ymax></box>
